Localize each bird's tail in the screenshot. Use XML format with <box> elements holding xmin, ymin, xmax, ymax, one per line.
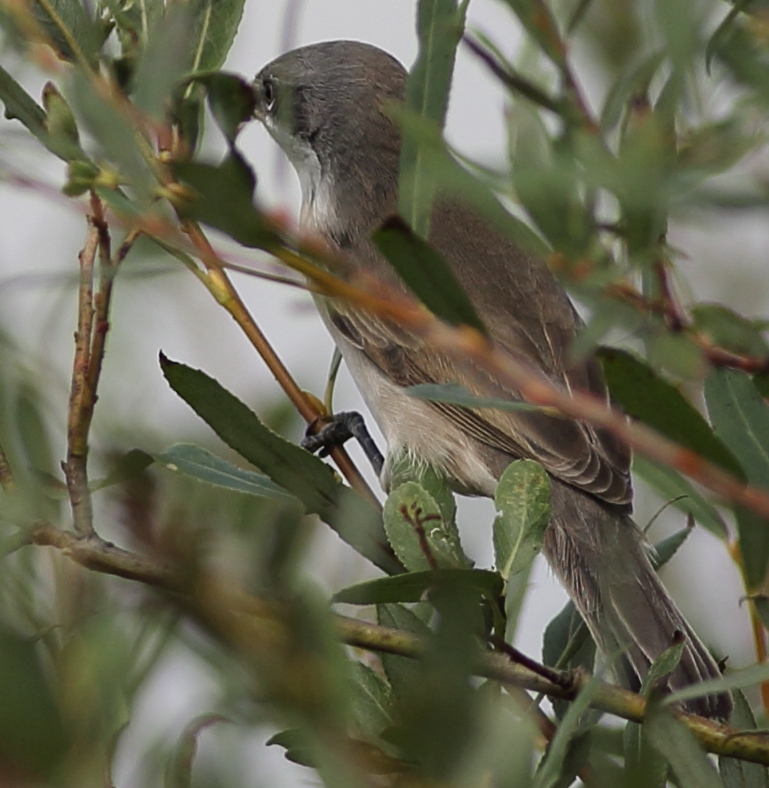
<box><xmin>544</xmin><ymin>478</ymin><xmax>731</xmax><ymax>720</ymax></box>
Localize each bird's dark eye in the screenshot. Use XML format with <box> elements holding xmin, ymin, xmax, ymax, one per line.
<box><xmin>262</xmin><ymin>77</ymin><xmax>277</xmax><ymax>111</ymax></box>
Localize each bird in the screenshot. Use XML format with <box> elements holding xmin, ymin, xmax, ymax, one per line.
<box><xmin>252</xmin><ymin>39</ymin><xmax>731</xmax><ymax>719</ymax></box>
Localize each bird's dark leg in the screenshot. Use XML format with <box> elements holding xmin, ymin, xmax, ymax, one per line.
<box><xmin>302</xmin><ymin>411</ymin><xmax>384</xmax><ymax>476</ymax></box>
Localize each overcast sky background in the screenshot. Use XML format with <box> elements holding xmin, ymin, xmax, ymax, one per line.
<box><xmin>0</xmin><ymin>1</ymin><xmax>765</xmax><ymax>784</ymax></box>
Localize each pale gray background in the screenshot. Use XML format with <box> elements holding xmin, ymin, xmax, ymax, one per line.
<box><xmin>0</xmin><ymin>1</ymin><xmax>759</xmax><ymax>784</ymax></box>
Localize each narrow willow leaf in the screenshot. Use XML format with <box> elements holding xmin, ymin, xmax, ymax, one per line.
<box><xmin>644</xmin><ymin>705</ymin><xmax>723</xmax><ymax>788</ymax></box>
<box><xmin>173</xmin><ymin>152</ymin><xmax>280</xmax><ymax>250</ymax></box>
<box><xmin>348</xmin><ymin>661</ymin><xmax>393</xmax><ymax>741</ymax></box>
<box><xmin>159</xmin><ymin>355</ymin><xmax>400</xmax><ymax>575</ymax></box>
<box><xmin>372</xmin><ymin>217</ymin><xmax>485</xmax><ymax>332</ymax></box>
<box><xmin>665</xmin><ymin>660</ymin><xmax>769</xmax><ymax>706</ymax></box>
<box><xmin>383</xmin><ymin>481</ymin><xmax>470</xmax><ymax>571</ymax></box>
<box><xmin>90</xmin><ymin>448</ymin><xmax>154</xmax><ymax>491</ymax></box>
<box><xmin>31</xmin><ymin>0</ymin><xmax>101</xmax><ymax>63</ymax></box>
<box><xmin>719</xmin><ymin>690</ymin><xmax>769</xmax><ymax>788</ymax></box>
<box><xmin>399</xmin><ymin>0</ymin><xmax>468</xmax><ymax>236</ymax></box>
<box><xmin>705</xmin><ymin>368</ymin><xmax>769</xmax><ymax>587</ymax></box>
<box><xmin>333</xmin><ymin>569</ymin><xmax>502</xmax><ymax>605</ymax></box>
<box><xmin>153</xmin><ymin>443</ymin><xmax>296</xmax><ymax>502</ymax></box>
<box><xmin>651</xmin><ymin>524</ymin><xmax>693</xmax><ymax>570</ymax></box>
<box><xmin>600</xmin><ymin>348</ymin><xmax>742</xmax><ymax>477</ymax></box>
<box><xmin>132</xmin><ymin>3</ymin><xmax>194</xmax><ymax>122</ymax></box>
<box><xmin>493</xmin><ymin>459</ymin><xmax>551</xmax><ymax>579</ymax></box>
<box><xmin>377</xmin><ymin>603</ymin><xmax>431</xmax><ymax>699</ymax></box>
<box><xmin>194</xmin><ymin>72</ymin><xmax>257</xmax><ymax>145</ymax></box>
<box><xmin>633</xmin><ymin>455</ymin><xmax>728</xmax><ymax>540</ymax></box>
<box><xmin>165</xmin><ymin>714</ymin><xmax>228</xmax><ymax>788</ymax></box>
<box><xmin>406</xmin><ymin>382</ymin><xmax>540</xmax><ymax>412</ymax></box>
<box><xmin>531</xmin><ymin>677</ymin><xmax>601</xmax><ymax>788</ymax></box>
<box><xmin>189</xmin><ymin>0</ymin><xmax>246</xmax><ymax>73</ymax></box>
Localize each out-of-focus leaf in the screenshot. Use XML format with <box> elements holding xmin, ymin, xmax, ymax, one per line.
<box><xmin>132</xmin><ymin>3</ymin><xmax>193</xmax><ymax>122</ymax></box>
<box><xmin>399</xmin><ymin>0</ymin><xmax>468</xmax><ymax>236</ymax></box>
<box><xmin>493</xmin><ymin>459</ymin><xmax>551</xmax><ymax>579</ymax></box>
<box><xmin>266</xmin><ymin>728</ymin><xmax>315</xmax><ymax>767</ymax></box>
<box><xmin>705</xmin><ymin>368</ymin><xmax>769</xmax><ymax>588</ymax></box>
<box><xmin>0</xmin><ymin>622</ymin><xmax>69</xmax><ymax>779</ymax></box>
<box><xmin>372</xmin><ymin>217</ymin><xmax>485</xmax><ymax>332</ymax></box>
<box><xmin>192</xmin><ymin>71</ymin><xmax>256</xmax><ymax>145</ymax></box>
<box><xmin>542</xmin><ymin>600</ymin><xmax>594</xmax><ymax>719</ymax></box>
<box><xmin>498</xmin><ymin>0</ymin><xmax>566</xmax><ymax>66</ymax></box>
<box><xmin>70</xmin><ymin>70</ymin><xmax>154</xmax><ymax>200</ymax></box>
<box><xmin>633</xmin><ymin>455</ymin><xmax>728</xmax><ymax>539</ymax></box>
<box><xmin>0</xmin><ymin>65</ymin><xmax>83</xmax><ymax>161</ymax></box>
<box><xmin>173</xmin><ymin>152</ymin><xmax>280</xmax><ymax>249</ymax></box>
<box><xmin>377</xmin><ymin>603</ymin><xmax>431</xmax><ymax>700</ymax></box>
<box><xmin>753</xmin><ymin>595</ymin><xmax>769</xmax><ymax>632</ymax></box>
<box><xmin>711</xmin><ymin>21</ymin><xmax>769</xmax><ymax>107</ymax></box>
<box><xmin>719</xmin><ymin>689</ymin><xmax>769</xmax><ymax>787</ymax></box>
<box><xmin>390</xmin><ymin>106</ymin><xmax>548</xmax><ymax>256</ymax></box>
<box><xmin>31</xmin><ymin>0</ymin><xmax>100</xmax><ymax>63</ymax></box>
<box><xmin>600</xmin><ymin>51</ymin><xmax>664</xmax><ymax>133</ymax></box>
<box><xmin>189</xmin><ymin>0</ymin><xmax>246</xmax><ymax>73</ymax></box>
<box><xmin>159</xmin><ymin>355</ymin><xmax>400</xmax><ymax>575</ymax></box>
<box><xmin>90</xmin><ymin>448</ymin><xmax>154</xmax><ymax>491</ymax></box>
<box><xmin>665</xmin><ymin>660</ymin><xmax>769</xmax><ymax>706</ymax></box>
<box><xmin>691</xmin><ymin>303</ymin><xmax>769</xmax><ymax>359</ymax></box>
<box><xmin>600</xmin><ymin>348</ymin><xmax>742</xmax><ymax>477</ymax></box>
<box><xmin>531</xmin><ymin>677</ymin><xmax>601</xmax><ymax>788</ymax></box>
<box><xmin>406</xmin><ymin>382</ymin><xmax>540</xmax><ymax>412</ymax></box>
<box><xmin>348</xmin><ymin>661</ymin><xmax>393</xmax><ymax>741</ymax></box>
<box><xmin>333</xmin><ymin>569</ymin><xmax>502</xmax><ymax>604</ymax></box>
<box><xmin>152</xmin><ymin>443</ymin><xmax>297</xmax><ymax>502</ymax></box>
<box><xmin>644</xmin><ymin>704</ymin><xmax>723</xmax><ymax>788</ymax></box>
<box><xmin>164</xmin><ymin>714</ymin><xmax>228</xmax><ymax>788</ymax></box>
<box><xmin>383</xmin><ymin>481</ymin><xmax>470</xmax><ymax>571</ymax></box>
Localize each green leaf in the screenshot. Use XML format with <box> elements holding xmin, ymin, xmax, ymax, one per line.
<box><xmin>192</xmin><ymin>71</ymin><xmax>257</xmax><ymax>145</ymax></box>
<box><xmin>173</xmin><ymin>152</ymin><xmax>280</xmax><ymax>250</ymax></box>
<box><xmin>719</xmin><ymin>690</ymin><xmax>769</xmax><ymax>788</ymax></box>
<box><xmin>642</xmin><ymin>638</ymin><xmax>685</xmax><ymax>694</ymax></box>
<box><xmin>664</xmin><ymin>659</ymin><xmax>769</xmax><ymax>706</ymax></box>
<box><xmin>333</xmin><ymin>569</ymin><xmax>503</xmax><ymax>604</ymax></box>
<box><xmin>644</xmin><ymin>705</ymin><xmax>723</xmax><ymax>788</ymax></box>
<box><xmin>633</xmin><ymin>455</ymin><xmax>728</xmax><ymax>540</ymax></box>
<box><xmin>650</xmin><ymin>524</ymin><xmax>694</xmax><ymax>570</ymax></box>
<box><xmin>376</xmin><ymin>604</ymin><xmax>431</xmax><ymax>701</ymax></box>
<box><xmin>541</xmin><ymin>600</ymin><xmax>594</xmax><ymax>720</ymax></box>
<box><xmin>387</xmin><ymin>453</ymin><xmax>457</xmax><ymax>530</ymax></box>
<box><xmin>600</xmin><ymin>348</ymin><xmax>742</xmax><ymax>477</ymax></box>
<box><xmin>399</xmin><ymin>0</ymin><xmax>468</xmax><ymax>236</ymax></box>
<box><xmin>132</xmin><ymin>3</ymin><xmax>194</xmax><ymax>122</ymax></box>
<box><xmin>266</xmin><ymin>728</ymin><xmax>315</xmax><ymax>767</ymax></box>
<box><xmin>531</xmin><ymin>677</ymin><xmax>601</xmax><ymax>788</ymax></box>
<box><xmin>382</xmin><ymin>480</ymin><xmax>470</xmax><ymax>571</ymax></box>
<box><xmin>493</xmin><ymin>460</ymin><xmax>551</xmax><ymax>579</ymax></box>
<box><xmin>406</xmin><ymin>382</ymin><xmax>541</xmax><ymax>412</ymax></box>
<box><xmin>31</xmin><ymin>0</ymin><xmax>100</xmax><ymax>63</ymax></box>
<box><xmin>159</xmin><ymin>354</ymin><xmax>400</xmax><ymax>575</ymax></box>
<box><xmin>372</xmin><ymin>216</ymin><xmax>485</xmax><ymax>333</ymax></box>
<box><xmin>90</xmin><ymin>448</ymin><xmax>154</xmax><ymax>491</ymax></box>
<box><xmin>0</xmin><ymin>622</ymin><xmax>69</xmax><ymax>779</ymax></box>
<box><xmin>0</xmin><ymin>66</ymin><xmax>83</xmax><ymax>161</ymax></box>
<box><xmin>189</xmin><ymin>0</ymin><xmax>246</xmax><ymax>73</ymax></box>
<box><xmin>70</xmin><ymin>69</ymin><xmax>155</xmax><ymax>200</ymax></box>
<box><xmin>691</xmin><ymin>303</ymin><xmax>769</xmax><ymax>359</ymax></box>
<box><xmin>165</xmin><ymin>714</ymin><xmax>228</xmax><ymax>788</ymax></box>
<box><xmin>152</xmin><ymin>443</ymin><xmax>297</xmax><ymax>502</ymax></box>
<box><xmin>705</xmin><ymin>368</ymin><xmax>769</xmax><ymax>588</ymax></box>
<box><xmin>348</xmin><ymin>661</ymin><xmax>393</xmax><ymax>741</ymax></box>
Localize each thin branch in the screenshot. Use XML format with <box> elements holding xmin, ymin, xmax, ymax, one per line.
<box><xmin>180</xmin><ymin>219</ymin><xmax>381</xmax><ymax>510</ymax></box>
<box><xmin>26</xmin><ymin>526</ymin><xmax>769</xmax><ymax>766</ymax></box>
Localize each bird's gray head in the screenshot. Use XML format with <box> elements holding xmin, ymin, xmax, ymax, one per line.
<box><xmin>253</xmin><ymin>41</ymin><xmax>407</xmax><ymax>234</ymax></box>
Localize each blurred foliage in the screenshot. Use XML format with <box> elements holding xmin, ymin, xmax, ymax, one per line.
<box><xmin>1</xmin><ymin>0</ymin><xmax>769</xmax><ymax>786</ymax></box>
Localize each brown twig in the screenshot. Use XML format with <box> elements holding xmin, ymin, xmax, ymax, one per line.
<box><xmin>62</xmin><ymin>195</ymin><xmax>138</xmax><ymax>537</ymax></box>
<box><xmin>179</xmin><ymin>220</ymin><xmax>381</xmax><ymax>509</ymax></box>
